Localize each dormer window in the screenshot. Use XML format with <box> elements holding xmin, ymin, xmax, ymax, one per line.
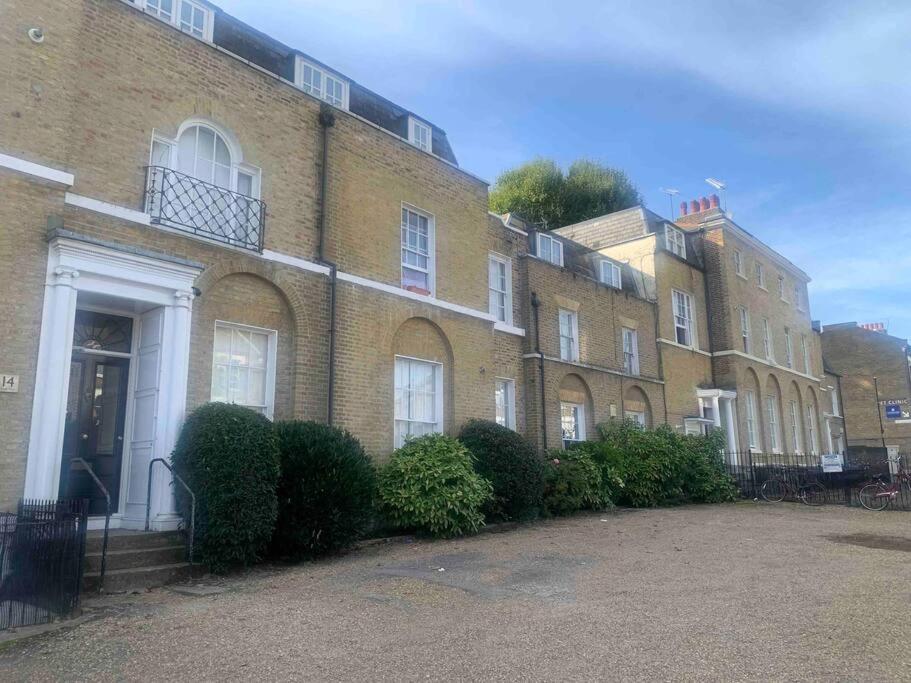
<box><xmin>295</xmin><ymin>57</ymin><xmax>349</xmax><ymax>109</ymax></box>
<box><xmin>141</xmin><ymin>0</ymin><xmax>213</xmax><ymax>41</ymax></box>
<box><xmin>665</xmin><ymin>225</ymin><xmax>686</xmax><ymax>258</ymax></box>
<box><xmin>600</xmin><ymin>260</ymin><xmax>622</xmax><ymax>289</ymax></box>
<box><xmin>536</xmin><ymin>233</ymin><xmax>564</xmax><ymax>267</ymax></box>
<box><xmin>408</xmin><ymin>117</ymin><xmax>432</xmax><ymax>152</ymax></box>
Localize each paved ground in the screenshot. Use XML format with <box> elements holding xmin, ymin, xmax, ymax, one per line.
<box><xmin>2</xmin><ymin>502</ymin><xmax>910</xmax><ymax>681</ymax></box>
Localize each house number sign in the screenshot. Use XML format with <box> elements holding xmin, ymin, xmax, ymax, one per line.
<box><xmin>1</xmin><ymin>375</ymin><xmax>19</xmax><ymax>393</ymax></box>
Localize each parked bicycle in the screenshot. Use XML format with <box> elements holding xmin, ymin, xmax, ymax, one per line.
<box><xmin>760</xmin><ymin>473</ymin><xmax>826</xmax><ymax>506</ymax></box>
<box><xmin>858</xmin><ymin>458</ymin><xmax>911</xmax><ymax>511</ymax></box>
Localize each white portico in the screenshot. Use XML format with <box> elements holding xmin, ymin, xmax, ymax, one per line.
<box><xmin>24</xmin><ymin>231</ymin><xmax>202</xmax><ymax>530</ymax></box>
<box><xmin>696</xmin><ymin>388</ymin><xmax>740</xmax><ymax>465</ymax></box>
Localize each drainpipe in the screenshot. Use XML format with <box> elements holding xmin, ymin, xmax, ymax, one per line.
<box><xmin>531</xmin><ymin>292</ymin><xmax>548</xmax><ymax>450</ymax></box>
<box><xmin>317</xmin><ymin>104</ymin><xmax>337</xmax><ymax>425</ymax></box>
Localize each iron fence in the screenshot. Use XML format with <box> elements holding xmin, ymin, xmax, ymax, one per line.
<box><xmin>0</xmin><ymin>499</ymin><xmax>88</xmax><ymax>630</ymax></box>
<box><xmin>144</xmin><ymin>165</ymin><xmax>266</xmax><ymax>252</ymax></box>
<box><xmin>725</xmin><ymin>451</ymin><xmax>911</xmax><ymax>511</ymax></box>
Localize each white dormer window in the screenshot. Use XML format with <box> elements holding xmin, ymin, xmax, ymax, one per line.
<box><xmin>600</xmin><ymin>260</ymin><xmax>622</xmax><ymax>289</ymax></box>
<box><xmin>295</xmin><ymin>56</ymin><xmax>349</xmax><ymax>109</ymax></box>
<box><xmin>665</xmin><ymin>226</ymin><xmax>686</xmax><ymax>258</ymax></box>
<box><xmin>408</xmin><ymin>117</ymin><xmax>432</xmax><ymax>152</ymax></box>
<box><xmin>142</xmin><ymin>0</ymin><xmax>213</xmax><ymax>41</ymax></box>
<box><xmin>536</xmin><ymin>233</ymin><xmax>563</xmax><ymax>266</ymax></box>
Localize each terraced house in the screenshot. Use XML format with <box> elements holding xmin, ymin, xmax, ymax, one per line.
<box><xmin>0</xmin><ymin>0</ymin><xmax>838</xmax><ymax>533</ymax></box>
<box><xmin>558</xmin><ymin>197</ymin><xmax>840</xmax><ymax>462</ymax></box>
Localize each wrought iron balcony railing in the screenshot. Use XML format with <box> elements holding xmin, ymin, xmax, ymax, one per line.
<box><xmin>144</xmin><ymin>166</ymin><xmax>265</xmax><ymax>252</ymax></box>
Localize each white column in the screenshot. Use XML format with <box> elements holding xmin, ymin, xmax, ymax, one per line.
<box><xmin>724</xmin><ymin>398</ymin><xmax>739</xmax><ymax>466</ymax></box>
<box><xmin>711</xmin><ymin>396</ymin><xmax>722</xmax><ymax>428</ymax></box>
<box><xmin>148</xmin><ymin>289</ymin><xmax>194</xmax><ymax>529</ymax></box>
<box><xmin>24</xmin><ymin>266</ymin><xmax>80</xmax><ymax>499</ymax></box>
<box><xmin>824</xmin><ymin>417</ymin><xmax>834</xmax><ymax>454</ymax></box>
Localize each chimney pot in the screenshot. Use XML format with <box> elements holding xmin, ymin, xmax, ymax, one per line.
<box><xmin>679</xmin><ymin>201</ymin><xmax>688</xmax><ymax>216</ymax></box>
<box><xmin>690</xmin><ymin>199</ymin><xmax>700</xmax><ymax>214</ymax></box>
<box><xmin>700</xmin><ymin>196</ymin><xmax>710</xmax><ymax>211</ymax></box>
<box><xmin>710</xmin><ymin>194</ymin><xmax>720</xmax><ymax>208</ymax></box>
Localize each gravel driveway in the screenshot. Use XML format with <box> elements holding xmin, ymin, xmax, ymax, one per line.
<box><xmin>2</xmin><ymin>502</ymin><xmax>910</xmax><ymax>681</ymax></box>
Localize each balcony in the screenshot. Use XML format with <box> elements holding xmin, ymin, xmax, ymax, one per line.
<box><xmin>144</xmin><ymin>166</ymin><xmax>265</xmax><ymax>252</ymax></box>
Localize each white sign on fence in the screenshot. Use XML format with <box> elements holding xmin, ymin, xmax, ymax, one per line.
<box><xmin>820</xmin><ymin>453</ymin><xmax>844</xmax><ymax>473</ymax></box>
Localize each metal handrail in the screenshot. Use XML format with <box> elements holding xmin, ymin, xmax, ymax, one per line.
<box><xmin>70</xmin><ymin>457</ymin><xmax>110</xmax><ymax>591</ymax></box>
<box><xmin>145</xmin><ymin>458</ymin><xmax>195</xmax><ymax>566</ymax></box>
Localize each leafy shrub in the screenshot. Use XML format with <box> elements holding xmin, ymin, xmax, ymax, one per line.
<box><xmin>458</xmin><ymin>419</ymin><xmax>545</xmax><ymax>522</ymax></box>
<box><xmin>271</xmin><ymin>421</ymin><xmax>376</xmax><ymax>560</ymax></box>
<box><xmin>582</xmin><ymin>419</ymin><xmax>736</xmax><ymax>507</ymax></box>
<box><xmin>541</xmin><ymin>449</ymin><xmax>604</xmax><ymax>516</ymax></box>
<box><xmin>377</xmin><ymin>434</ymin><xmax>493</xmax><ymax>537</ymax></box>
<box><xmin>172</xmin><ymin>403</ymin><xmax>280</xmax><ymax>573</ymax></box>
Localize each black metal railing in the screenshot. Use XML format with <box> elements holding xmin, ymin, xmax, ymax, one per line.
<box><xmin>146</xmin><ymin>458</ymin><xmax>196</xmax><ymax>565</ymax></box>
<box><xmin>69</xmin><ymin>458</ymin><xmax>110</xmax><ymax>590</ymax></box>
<box><xmin>0</xmin><ymin>499</ymin><xmax>88</xmax><ymax>631</ymax></box>
<box><xmin>144</xmin><ymin>165</ymin><xmax>265</xmax><ymax>252</ymax></box>
<box><xmin>724</xmin><ymin>451</ymin><xmax>911</xmax><ymax>510</ymax></box>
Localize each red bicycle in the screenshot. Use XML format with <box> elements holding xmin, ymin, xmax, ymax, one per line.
<box><xmin>858</xmin><ymin>459</ymin><xmax>911</xmax><ymax>511</ymax></box>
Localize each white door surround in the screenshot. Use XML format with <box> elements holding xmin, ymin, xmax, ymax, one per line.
<box><xmin>24</xmin><ymin>233</ymin><xmax>202</xmax><ymax>530</ymax></box>
<box><xmin>697</xmin><ymin>388</ymin><xmax>740</xmax><ymax>465</ymax></box>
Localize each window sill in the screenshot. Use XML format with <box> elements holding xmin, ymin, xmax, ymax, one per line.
<box><xmin>736</xmin><ymin>272</ymin><xmax>748</xmax><ymax>280</ymax></box>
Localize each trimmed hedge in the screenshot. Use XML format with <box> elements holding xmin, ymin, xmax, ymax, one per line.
<box><xmin>377</xmin><ymin>434</ymin><xmax>493</xmax><ymax>537</ymax></box>
<box><xmin>271</xmin><ymin>421</ymin><xmax>376</xmax><ymax>559</ymax></box>
<box><xmin>172</xmin><ymin>403</ymin><xmax>280</xmax><ymax>573</ymax></box>
<box><xmin>581</xmin><ymin>419</ymin><xmax>736</xmax><ymax>507</ymax></box>
<box><xmin>458</xmin><ymin>419</ymin><xmax>545</xmax><ymax>522</ymax></box>
<box><xmin>541</xmin><ymin>448</ymin><xmax>604</xmax><ymax>516</ymax></box>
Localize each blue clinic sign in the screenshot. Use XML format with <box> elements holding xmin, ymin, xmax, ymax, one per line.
<box><xmin>885</xmin><ymin>404</ymin><xmax>903</xmax><ymax>419</ymax></box>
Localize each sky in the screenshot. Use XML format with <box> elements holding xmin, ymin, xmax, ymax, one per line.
<box><xmin>217</xmin><ymin>0</ymin><xmax>911</xmax><ymax>339</ymax></box>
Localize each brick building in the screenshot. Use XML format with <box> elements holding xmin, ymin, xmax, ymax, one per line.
<box><xmin>821</xmin><ymin>322</ymin><xmax>911</xmax><ymax>456</ymax></box>
<box><xmin>0</xmin><ymin>0</ymin><xmax>662</xmax><ymax>525</ymax></box>
<box><xmin>557</xmin><ymin>197</ymin><xmax>839</xmax><ymax>463</ymax></box>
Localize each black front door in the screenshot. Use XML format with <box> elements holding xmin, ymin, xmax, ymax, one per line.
<box><xmin>60</xmin><ymin>353</ymin><xmax>130</xmax><ymax>515</ymax></box>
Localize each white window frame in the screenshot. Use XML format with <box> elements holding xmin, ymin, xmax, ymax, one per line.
<box><xmin>800</xmin><ymin>334</ymin><xmax>810</xmax><ymax>374</ymax></box>
<box><xmin>738</xmin><ymin>306</ymin><xmax>751</xmax><ymax>354</ymax></box>
<box><xmin>665</xmin><ymin>226</ymin><xmax>686</xmax><ymax>258</ymax></box>
<box><xmin>561</xmin><ymin>402</ymin><xmax>586</xmax><ymax>445</ymax></box>
<box><xmin>794</xmin><ymin>283</ymin><xmax>803</xmax><ymax>311</ymax></box>
<box><xmin>788</xmin><ymin>400</ymin><xmax>802</xmax><ymax>454</ymax></box>
<box><xmin>408</xmin><ymin>116</ymin><xmax>432</xmax><ymax>152</ymax></box>
<box><xmin>536</xmin><ymin>233</ymin><xmax>564</xmax><ymax>267</ymax></box>
<box><xmin>761</xmin><ymin>318</ymin><xmax>773</xmax><ymax>361</ymax></box>
<box><xmin>756</xmin><ymin>262</ymin><xmax>766</xmax><ymax>290</ymax></box>
<box><xmin>784</xmin><ymin>327</ymin><xmax>793</xmax><ymax>368</ymax></box>
<box><xmin>559</xmin><ymin>309</ymin><xmax>579</xmax><ymax>362</ymax></box>
<box><xmin>766</xmin><ymin>395</ymin><xmax>781</xmax><ymax>454</ymax></box>
<box><xmin>778</xmin><ymin>275</ymin><xmax>787</xmax><ymax>301</ymax></box>
<box><xmin>141</xmin><ymin>0</ymin><xmax>214</xmax><ymax>41</ymax></box>
<box><xmin>394</xmin><ymin>355</ymin><xmax>444</xmax><ymax>448</ymax></box>
<box><xmin>830</xmin><ymin>386</ymin><xmax>840</xmax><ymax>416</ymax></box>
<box><xmin>622</xmin><ymin>327</ymin><xmax>639</xmax><ymax>376</ymax></box>
<box><xmin>294</xmin><ymin>56</ymin><xmax>350</xmax><ymax>110</ymax></box>
<box><xmin>495</xmin><ymin>378</ymin><xmax>516</xmax><ymax>430</ymax></box>
<box><xmin>400</xmin><ymin>204</ymin><xmax>435</xmax><ymax>296</ymax></box>
<box><xmin>672</xmin><ymin>289</ymin><xmax>696</xmax><ymax>348</ymax></box>
<box><xmin>745</xmin><ymin>390</ymin><xmax>758</xmax><ymax>449</ymax></box>
<box><xmin>733</xmin><ymin>249</ymin><xmax>744</xmax><ymax>277</ymax></box>
<box><xmin>805</xmin><ymin>405</ymin><xmax>819</xmax><ymax>455</ymax></box>
<box><xmin>488</xmin><ymin>253</ymin><xmax>513</xmax><ymax>325</ymax></box>
<box><xmin>600</xmin><ymin>260</ymin><xmax>622</xmax><ymax>289</ymax></box>
<box><xmin>626</xmin><ymin>410</ymin><xmax>646</xmax><ymax>427</ymax></box>
<box><xmin>210</xmin><ymin>320</ymin><xmax>278</xmax><ymax>419</ymax></box>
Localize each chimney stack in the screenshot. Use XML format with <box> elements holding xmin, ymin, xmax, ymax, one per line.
<box><xmin>679</xmin><ymin>201</ymin><xmax>688</xmax><ymax>216</ymax></box>
<box><xmin>709</xmin><ymin>194</ymin><xmax>720</xmax><ymax>209</ymax></box>
<box><xmin>690</xmin><ymin>199</ymin><xmax>700</xmax><ymax>214</ymax></box>
<box><xmin>860</xmin><ymin>322</ymin><xmax>886</xmax><ymax>333</ymax></box>
<box><xmin>700</xmin><ymin>196</ymin><xmax>710</xmax><ymax>212</ymax></box>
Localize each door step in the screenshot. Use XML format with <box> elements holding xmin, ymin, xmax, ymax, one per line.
<box><xmin>83</xmin><ymin>530</ymin><xmax>201</xmax><ymax>593</ymax></box>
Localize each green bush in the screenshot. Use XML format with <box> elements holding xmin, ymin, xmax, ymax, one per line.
<box><xmin>271</xmin><ymin>421</ymin><xmax>376</xmax><ymax>560</ymax></box>
<box><xmin>583</xmin><ymin>419</ymin><xmax>736</xmax><ymax>507</ymax></box>
<box><xmin>377</xmin><ymin>434</ymin><xmax>493</xmax><ymax>537</ymax></box>
<box><xmin>172</xmin><ymin>403</ymin><xmax>280</xmax><ymax>573</ymax></box>
<box><xmin>541</xmin><ymin>448</ymin><xmax>604</xmax><ymax>516</ymax></box>
<box><xmin>458</xmin><ymin>419</ymin><xmax>545</xmax><ymax>522</ymax></box>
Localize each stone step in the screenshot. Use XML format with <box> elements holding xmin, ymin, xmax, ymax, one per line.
<box><xmin>82</xmin><ymin>562</ymin><xmax>198</xmax><ymax>593</ymax></box>
<box><xmin>84</xmin><ymin>545</ymin><xmax>187</xmax><ymax>573</ymax></box>
<box><xmin>86</xmin><ymin>530</ymin><xmax>186</xmax><ymax>553</ymax></box>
